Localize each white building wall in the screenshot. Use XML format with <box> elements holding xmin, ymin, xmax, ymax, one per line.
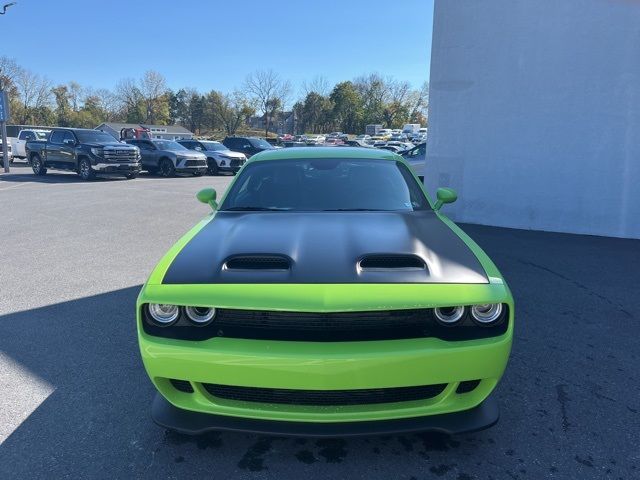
<box><xmin>426</xmin><ymin>0</ymin><xmax>640</xmax><ymax>239</ymax></box>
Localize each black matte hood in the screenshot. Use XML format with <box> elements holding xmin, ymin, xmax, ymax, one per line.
<box><xmin>162</xmin><ymin>211</ymin><xmax>488</xmax><ymax>284</ymax></box>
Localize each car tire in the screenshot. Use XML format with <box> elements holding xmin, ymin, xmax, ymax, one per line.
<box><xmin>125</xmin><ymin>172</ymin><xmax>138</xmax><ymax>180</ymax></box>
<box><xmin>78</xmin><ymin>157</ymin><xmax>96</xmax><ymax>181</ymax></box>
<box><xmin>207</xmin><ymin>158</ymin><xmax>219</xmax><ymax>176</ymax></box>
<box><xmin>159</xmin><ymin>158</ymin><xmax>175</xmax><ymax>177</ymax></box>
<box><xmin>30</xmin><ymin>154</ymin><xmax>47</xmax><ymax>175</ymax></box>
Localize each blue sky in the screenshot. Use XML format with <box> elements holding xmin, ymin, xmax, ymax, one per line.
<box><xmin>0</xmin><ymin>0</ymin><xmax>433</xmax><ymax>94</ymax></box>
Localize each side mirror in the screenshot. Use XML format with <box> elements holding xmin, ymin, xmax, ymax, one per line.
<box><xmin>434</xmin><ymin>187</ymin><xmax>457</xmax><ymax>211</ymax></box>
<box><xmin>196</xmin><ymin>187</ymin><xmax>218</xmax><ymax>210</ymax></box>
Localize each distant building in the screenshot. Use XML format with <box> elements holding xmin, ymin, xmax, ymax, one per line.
<box><xmin>247</xmin><ymin>112</ymin><xmax>295</xmax><ymax>135</ymax></box>
<box><xmin>95</xmin><ymin>122</ymin><xmax>194</xmax><ymax>141</ymax></box>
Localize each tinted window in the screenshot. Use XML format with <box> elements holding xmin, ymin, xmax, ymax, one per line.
<box><xmin>50</xmin><ymin>131</ymin><xmax>65</xmax><ymax>144</ymax></box>
<box><xmin>221</xmin><ymin>158</ymin><xmax>428</xmax><ymax>212</ymax></box>
<box><xmin>62</xmin><ymin>131</ymin><xmax>75</xmax><ymax>144</ymax></box>
<box><xmin>153</xmin><ymin>140</ymin><xmax>187</xmax><ymax>151</ymax></box>
<box><xmin>201</xmin><ymin>141</ymin><xmax>226</xmax><ymax>151</ymax></box>
<box><xmin>75</xmin><ymin>131</ymin><xmax>117</xmax><ymax>143</ymax></box>
<box><xmin>224</xmin><ymin>138</ymin><xmax>241</xmax><ymax>149</ymax></box>
<box><xmin>250</xmin><ymin>138</ymin><xmax>273</xmax><ymax>149</ymax></box>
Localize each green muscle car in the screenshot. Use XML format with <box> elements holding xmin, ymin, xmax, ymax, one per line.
<box><xmin>137</xmin><ymin>147</ymin><xmax>514</xmax><ymax>436</ymax></box>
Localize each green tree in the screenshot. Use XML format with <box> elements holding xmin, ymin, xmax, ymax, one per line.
<box><xmin>329</xmin><ymin>81</ymin><xmax>363</xmax><ymax>133</ymax></box>
<box><xmin>52</xmin><ymin>85</ymin><xmax>72</xmax><ymax>126</ymax></box>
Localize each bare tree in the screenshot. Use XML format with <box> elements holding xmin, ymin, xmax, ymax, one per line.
<box><xmin>0</xmin><ymin>55</ymin><xmax>21</xmax><ymax>91</ymax></box>
<box><xmin>406</xmin><ymin>81</ymin><xmax>429</xmax><ymax>125</ymax></box>
<box><xmin>87</xmin><ymin>87</ymin><xmax>120</xmax><ymax>121</ymax></box>
<box><xmin>301</xmin><ymin>75</ymin><xmax>331</xmax><ymax>97</ymax></box>
<box><xmin>213</xmin><ymin>90</ymin><xmax>256</xmax><ymax>135</ymax></box>
<box><xmin>68</xmin><ymin>81</ymin><xmax>84</xmax><ymax>112</ymax></box>
<box><xmin>116</xmin><ymin>77</ymin><xmax>143</xmax><ymax>121</ymax></box>
<box><xmin>139</xmin><ymin>70</ymin><xmax>168</xmax><ymax>123</ymax></box>
<box><xmin>14</xmin><ymin>69</ymin><xmax>52</xmax><ymax>124</ymax></box>
<box><xmin>244</xmin><ymin>69</ymin><xmax>291</xmax><ymax>136</ymax></box>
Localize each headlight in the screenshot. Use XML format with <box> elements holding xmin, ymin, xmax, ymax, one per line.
<box><xmin>433</xmin><ymin>306</ymin><xmax>465</xmax><ymax>325</ymax></box>
<box><xmin>90</xmin><ymin>147</ymin><xmax>103</xmax><ymax>157</ymax></box>
<box><xmin>148</xmin><ymin>304</ymin><xmax>179</xmax><ymax>325</ymax></box>
<box><xmin>470</xmin><ymin>304</ymin><xmax>503</xmax><ymax>325</ymax></box>
<box><xmin>185</xmin><ymin>306</ymin><xmax>216</xmax><ymax>325</ymax></box>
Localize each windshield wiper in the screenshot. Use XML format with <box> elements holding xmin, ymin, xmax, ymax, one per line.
<box><xmin>223</xmin><ymin>206</ymin><xmax>292</xmax><ymax>211</ymax></box>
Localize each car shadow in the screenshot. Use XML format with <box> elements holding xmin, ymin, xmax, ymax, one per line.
<box><xmin>0</xmin><ymin>164</ymin><xmax>231</xmax><ymax>184</ymax></box>
<box><xmin>0</xmin><ymin>164</ymin><xmax>132</xmax><ymax>184</ymax></box>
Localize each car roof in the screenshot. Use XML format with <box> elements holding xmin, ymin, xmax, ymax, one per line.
<box><xmin>249</xmin><ymin>146</ymin><xmax>402</xmax><ymax>162</ymax></box>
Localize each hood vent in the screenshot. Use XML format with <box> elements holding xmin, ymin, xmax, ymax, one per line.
<box><xmin>359</xmin><ymin>254</ymin><xmax>426</xmax><ymax>270</ymax></box>
<box><xmin>224</xmin><ymin>255</ymin><xmax>291</xmax><ymax>270</ymax></box>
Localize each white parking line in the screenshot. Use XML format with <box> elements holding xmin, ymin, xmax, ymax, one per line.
<box><xmin>0</xmin><ymin>182</ymin><xmax>31</xmax><ymax>192</ymax></box>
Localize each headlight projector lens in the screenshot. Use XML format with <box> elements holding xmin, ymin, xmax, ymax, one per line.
<box><xmin>434</xmin><ymin>306</ymin><xmax>465</xmax><ymax>325</ymax></box>
<box><xmin>185</xmin><ymin>306</ymin><xmax>216</xmax><ymax>325</ymax></box>
<box><xmin>471</xmin><ymin>304</ymin><xmax>503</xmax><ymax>324</ymax></box>
<box><xmin>148</xmin><ymin>304</ymin><xmax>179</xmax><ymax>325</ymax></box>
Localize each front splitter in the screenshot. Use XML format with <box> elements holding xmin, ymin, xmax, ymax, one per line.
<box><xmin>151</xmin><ymin>393</ymin><xmax>499</xmax><ymax>437</ymax></box>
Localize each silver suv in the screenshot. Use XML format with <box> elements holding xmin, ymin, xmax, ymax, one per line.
<box><xmin>126</xmin><ymin>139</ymin><xmax>207</xmax><ymax>177</ymax></box>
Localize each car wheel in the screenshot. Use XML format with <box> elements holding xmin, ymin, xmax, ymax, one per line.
<box><xmin>125</xmin><ymin>172</ymin><xmax>138</xmax><ymax>180</ymax></box>
<box><xmin>31</xmin><ymin>154</ymin><xmax>47</xmax><ymax>175</ymax></box>
<box><xmin>207</xmin><ymin>158</ymin><xmax>219</xmax><ymax>176</ymax></box>
<box><xmin>79</xmin><ymin>157</ymin><xmax>96</xmax><ymax>181</ymax></box>
<box><xmin>159</xmin><ymin>158</ymin><xmax>176</xmax><ymax>177</ymax></box>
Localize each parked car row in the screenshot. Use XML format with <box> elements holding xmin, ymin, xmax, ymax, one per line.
<box><xmin>21</xmin><ymin>128</ymin><xmax>275</xmax><ymax>181</ymax></box>
<box><xmin>14</xmin><ymin>123</ymin><xmax>425</xmax><ymax>181</ymax></box>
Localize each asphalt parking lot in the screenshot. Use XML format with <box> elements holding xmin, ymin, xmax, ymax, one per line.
<box><xmin>0</xmin><ymin>164</ymin><xmax>638</xmax><ymax>479</ymax></box>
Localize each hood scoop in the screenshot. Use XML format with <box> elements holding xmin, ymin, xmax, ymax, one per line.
<box><xmin>224</xmin><ymin>255</ymin><xmax>291</xmax><ymax>271</ymax></box>
<box><xmin>359</xmin><ymin>254</ymin><xmax>426</xmax><ymax>270</ymax></box>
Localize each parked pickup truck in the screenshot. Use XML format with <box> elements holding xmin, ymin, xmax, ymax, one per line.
<box><xmin>26</xmin><ymin>128</ymin><xmax>141</xmax><ymax>180</ymax></box>
<box><xmin>11</xmin><ymin>128</ymin><xmax>51</xmax><ymax>160</ymax></box>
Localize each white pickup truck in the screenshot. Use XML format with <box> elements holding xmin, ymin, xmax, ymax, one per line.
<box><xmin>11</xmin><ymin>129</ymin><xmax>51</xmax><ymax>160</ymax></box>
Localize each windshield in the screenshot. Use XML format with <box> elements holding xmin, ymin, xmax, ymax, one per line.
<box><xmin>251</xmin><ymin>138</ymin><xmax>273</xmax><ymax>149</ymax></box>
<box><xmin>201</xmin><ymin>141</ymin><xmax>227</xmax><ymax>151</ymax></box>
<box><xmin>220</xmin><ymin>158</ymin><xmax>428</xmax><ymax>212</ymax></box>
<box><xmin>75</xmin><ymin>131</ymin><xmax>118</xmax><ymax>143</ymax></box>
<box><xmin>154</xmin><ymin>140</ymin><xmax>187</xmax><ymax>151</ymax></box>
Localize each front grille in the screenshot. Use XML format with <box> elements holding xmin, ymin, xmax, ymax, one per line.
<box><xmin>456</xmin><ymin>379</ymin><xmax>481</xmax><ymax>394</ymax></box>
<box><xmin>184</xmin><ymin>160</ymin><xmax>205</xmax><ymax>167</ymax></box>
<box><xmin>203</xmin><ymin>383</ymin><xmax>447</xmax><ymax>406</ymax></box>
<box><xmin>170</xmin><ymin>379</ymin><xmax>194</xmax><ymax>393</ymax></box>
<box><xmin>230</xmin><ymin>159</ymin><xmax>243</xmax><ymax>167</ymax></box>
<box><xmin>141</xmin><ymin>306</ymin><xmax>509</xmax><ymax>342</ymax></box>
<box><xmin>103</xmin><ymin>149</ymin><xmax>138</xmax><ymax>162</ymax></box>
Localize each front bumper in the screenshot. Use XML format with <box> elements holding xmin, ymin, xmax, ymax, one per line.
<box><xmin>218</xmin><ymin>165</ymin><xmax>242</xmax><ymax>173</ymax></box>
<box><xmin>176</xmin><ymin>158</ymin><xmax>207</xmax><ymax>173</ymax></box>
<box><xmin>138</xmin><ymin>283</ymin><xmax>513</xmax><ymax>429</ymax></box>
<box><xmin>176</xmin><ymin>167</ymin><xmax>207</xmax><ymax>174</ymax></box>
<box><xmin>152</xmin><ymin>391</ymin><xmax>499</xmax><ymax>437</ymax></box>
<box><xmin>93</xmin><ymin>162</ymin><xmax>141</xmax><ymax>173</ymax></box>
